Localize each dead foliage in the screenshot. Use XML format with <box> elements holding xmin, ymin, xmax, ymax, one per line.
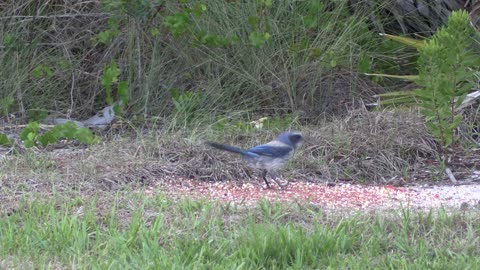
<box><xmin>297</xmin><ymin>108</ymin><xmax>437</xmax><ymax>183</ymax></box>
<box><xmin>140</xmin><ymin>109</ymin><xmax>437</xmax><ymax>184</ymax></box>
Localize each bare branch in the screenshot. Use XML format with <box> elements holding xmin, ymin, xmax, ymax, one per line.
<box><xmin>0</xmin><ymin>13</ymin><xmax>111</xmax><ymax>21</ymax></box>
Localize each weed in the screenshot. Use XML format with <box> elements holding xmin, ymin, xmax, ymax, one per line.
<box><xmin>19</xmin><ymin>121</ymin><xmax>98</xmax><ymax>148</ymax></box>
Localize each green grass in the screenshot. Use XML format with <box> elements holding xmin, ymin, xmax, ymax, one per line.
<box><xmin>1</xmin><ymin>192</ymin><xmax>479</xmax><ymax>269</ymax></box>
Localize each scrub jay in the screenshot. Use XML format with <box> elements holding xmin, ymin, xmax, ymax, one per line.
<box><xmin>207</xmin><ymin>131</ymin><xmax>303</xmax><ymax>188</ymax></box>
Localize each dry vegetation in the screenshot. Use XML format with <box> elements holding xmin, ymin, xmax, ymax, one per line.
<box><xmin>1</xmin><ymin>109</ymin><xmax>439</xmax><ymax>193</ymax></box>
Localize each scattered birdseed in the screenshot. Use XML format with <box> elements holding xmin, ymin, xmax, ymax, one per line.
<box><xmin>146</xmin><ymin>177</ymin><xmax>480</xmax><ymax>211</ymax></box>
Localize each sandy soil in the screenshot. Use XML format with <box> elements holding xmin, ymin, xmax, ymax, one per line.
<box><xmin>148</xmin><ymin>172</ymin><xmax>480</xmax><ymax>211</ymax></box>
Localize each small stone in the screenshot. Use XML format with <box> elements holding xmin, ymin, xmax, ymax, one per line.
<box><xmin>460</xmin><ymin>202</ymin><xmax>469</xmax><ymax>210</ymax></box>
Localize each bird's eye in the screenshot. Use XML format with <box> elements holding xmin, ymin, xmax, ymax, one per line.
<box><xmin>290</xmin><ymin>134</ymin><xmax>302</xmax><ymax>142</ymax></box>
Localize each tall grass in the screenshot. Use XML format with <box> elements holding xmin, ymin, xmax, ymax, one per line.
<box><xmin>0</xmin><ymin>0</ymin><xmax>392</xmax><ymax>125</ymax></box>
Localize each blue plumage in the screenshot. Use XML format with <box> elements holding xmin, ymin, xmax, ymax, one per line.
<box><xmin>207</xmin><ymin>131</ymin><xmax>303</xmax><ymax>188</ymax></box>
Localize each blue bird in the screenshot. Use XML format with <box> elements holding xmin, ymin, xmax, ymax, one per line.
<box><xmin>207</xmin><ymin>131</ymin><xmax>303</xmax><ymax>188</ymax></box>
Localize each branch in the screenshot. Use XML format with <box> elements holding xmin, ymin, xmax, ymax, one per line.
<box><xmin>0</xmin><ymin>13</ymin><xmax>111</xmax><ymax>21</ymax></box>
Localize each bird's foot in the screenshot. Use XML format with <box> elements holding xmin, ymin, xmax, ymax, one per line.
<box><xmin>262</xmin><ymin>176</ymin><xmax>271</xmax><ymax>189</ymax></box>
<box><xmin>272</xmin><ymin>179</ymin><xmax>289</xmax><ymax>190</ymax></box>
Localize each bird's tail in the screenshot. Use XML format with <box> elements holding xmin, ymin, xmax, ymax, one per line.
<box><xmin>206</xmin><ymin>142</ymin><xmax>247</xmax><ymax>155</ymax></box>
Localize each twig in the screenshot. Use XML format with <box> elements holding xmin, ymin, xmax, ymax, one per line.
<box><xmin>445</xmin><ymin>168</ymin><xmax>457</xmax><ymax>183</ymax></box>
<box><xmin>0</xmin><ymin>13</ymin><xmax>111</xmax><ymax>21</ymax></box>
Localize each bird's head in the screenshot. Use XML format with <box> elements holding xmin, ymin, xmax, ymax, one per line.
<box><xmin>277</xmin><ymin>131</ymin><xmax>303</xmax><ymax>150</ymax></box>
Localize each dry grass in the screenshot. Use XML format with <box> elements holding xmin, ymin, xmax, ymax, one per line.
<box><xmin>1</xmin><ymin>109</ymin><xmax>438</xmax><ymax>197</ymax></box>
<box><xmin>298</xmin><ymin>108</ymin><xmax>437</xmax><ymax>182</ymax></box>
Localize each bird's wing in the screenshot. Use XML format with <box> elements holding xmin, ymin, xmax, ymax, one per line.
<box><xmin>247</xmin><ymin>144</ymin><xmax>292</xmax><ymax>157</ymax></box>
<box><xmin>207</xmin><ymin>142</ymin><xmax>260</xmax><ymax>158</ymax></box>
<box><xmin>207</xmin><ymin>142</ymin><xmax>245</xmax><ymax>154</ymax></box>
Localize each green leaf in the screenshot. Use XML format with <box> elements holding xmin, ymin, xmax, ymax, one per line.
<box><xmin>377</xmin><ymin>96</ymin><xmax>419</xmax><ymax>107</ymax></box>
<box><xmin>164</xmin><ymin>11</ymin><xmax>190</xmax><ymax>37</ymax></box>
<box><xmin>101</xmin><ymin>61</ymin><xmax>121</xmax><ymax>87</ymax></box>
<box><xmin>364</xmin><ymin>73</ymin><xmax>419</xmax><ymax>81</ymax></box>
<box><xmin>24</xmin><ymin>139</ymin><xmax>35</xmax><ymax>148</ymax></box>
<box><xmin>27</xmin><ymin>132</ymin><xmax>35</xmax><ymax>142</ymax></box>
<box><xmin>373</xmin><ymin>87</ymin><xmax>437</xmax><ymax>107</ymax></box>
<box><xmin>0</xmin><ymin>133</ymin><xmax>12</xmax><ymax>146</ymax></box>
<box><xmin>118</xmin><ymin>81</ymin><xmax>129</xmax><ymax>96</ymax></box>
<box><xmin>0</xmin><ymin>95</ymin><xmax>14</xmax><ymax>116</ymax></box>
<box><xmin>192</xmin><ymin>3</ymin><xmax>207</xmax><ymax>17</ymax></box>
<box><xmin>75</xmin><ymin>128</ymin><xmax>97</xmax><ymax>144</ymax></box>
<box><xmin>248</xmin><ymin>16</ymin><xmax>260</xmax><ymax>28</ymax></box>
<box><xmin>450</xmin><ymin>114</ymin><xmax>463</xmax><ymax>129</ymax></box>
<box><xmin>357</xmin><ymin>54</ymin><xmax>371</xmax><ymax>73</ymax></box>
<box><xmin>249</xmin><ymin>31</ymin><xmax>267</xmax><ymax>47</ymax></box>
<box><xmin>455</xmin><ymin>92</ymin><xmax>469</xmax><ymax>107</ymax></box>
<box><xmin>32</xmin><ymin>65</ymin><xmax>53</xmax><ymax>78</ymax></box>
<box><xmin>20</xmin><ymin>122</ymin><xmax>39</xmax><ymax>141</ymax></box>
<box><xmin>379</xmin><ymin>33</ymin><xmax>426</xmax><ymax>48</ymax></box>
<box><xmin>330</xmin><ymin>59</ymin><xmax>337</xmax><ymax>68</ymax></box>
<box><xmin>303</xmin><ymin>15</ymin><xmax>317</xmax><ymax>28</ymax></box>
<box><xmin>150</xmin><ymin>27</ymin><xmax>160</xmax><ymax>36</ymax></box>
<box><xmin>38</xmin><ymin>132</ymin><xmax>57</xmax><ymax>147</ymax></box>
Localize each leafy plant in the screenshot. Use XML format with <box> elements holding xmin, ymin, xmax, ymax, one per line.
<box><xmin>164</xmin><ymin>2</ymin><xmax>208</xmax><ymax>37</ymax></box>
<box><xmin>94</xmin><ymin>17</ymin><xmax>121</xmax><ymax>45</ymax></box>
<box><xmin>421</xmin><ymin>12</ymin><xmax>478</xmax><ymax>149</ymax></box>
<box><xmin>371</xmin><ymin>10</ymin><xmax>479</xmax><ymax>149</ymax></box>
<box><xmin>415</xmin><ymin>13</ymin><xmax>478</xmax><ymax>148</ymax></box>
<box><xmin>164</xmin><ymin>10</ymin><xmax>191</xmax><ymax>37</ymax></box>
<box><xmin>0</xmin><ymin>133</ymin><xmax>12</xmax><ymax>146</ymax></box>
<box><xmin>195</xmin><ymin>31</ymin><xmax>238</xmax><ymax>47</ymax></box>
<box><xmin>19</xmin><ymin>121</ymin><xmax>98</xmax><ymax>148</ymax></box>
<box><xmin>100</xmin><ymin>61</ymin><xmax>129</xmax><ymax>114</ymax></box>
<box><xmin>249</xmin><ymin>31</ymin><xmax>271</xmax><ymax>47</ymax></box>
<box><xmin>19</xmin><ymin>121</ymin><xmax>41</xmax><ymax>148</ymax></box>
<box><xmin>0</xmin><ymin>95</ymin><xmax>14</xmax><ymax>117</ymax></box>
<box><xmin>32</xmin><ymin>64</ymin><xmax>53</xmax><ymax>78</ymax></box>
<box><xmin>170</xmin><ymin>88</ymin><xmax>202</xmax><ymax>124</ymax></box>
<box><xmin>247</xmin><ymin>0</ymin><xmax>272</xmax><ymax>47</ymax></box>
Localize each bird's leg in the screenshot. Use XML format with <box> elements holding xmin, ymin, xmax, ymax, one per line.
<box><xmin>262</xmin><ymin>169</ymin><xmax>271</xmax><ymax>188</ymax></box>
<box><xmin>271</xmin><ymin>173</ymin><xmax>288</xmax><ymax>190</ymax></box>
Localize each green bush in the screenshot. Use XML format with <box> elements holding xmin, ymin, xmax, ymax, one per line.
<box><xmin>415</xmin><ymin>10</ymin><xmax>479</xmax><ymax>148</ymax></box>
<box><xmin>19</xmin><ymin>121</ymin><xmax>98</xmax><ymax>148</ymax></box>
<box><xmin>373</xmin><ymin>10</ymin><xmax>479</xmax><ymax>150</ymax></box>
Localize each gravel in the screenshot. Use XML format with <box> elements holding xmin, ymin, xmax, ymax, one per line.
<box><xmin>410</xmin><ymin>183</ymin><xmax>480</xmax><ymax>209</ymax></box>
<box><xmin>148</xmin><ymin>173</ymin><xmax>480</xmax><ymax>211</ymax></box>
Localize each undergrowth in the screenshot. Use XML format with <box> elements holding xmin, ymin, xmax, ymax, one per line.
<box><xmin>0</xmin><ymin>0</ymin><xmax>401</xmax><ymax>124</ymax></box>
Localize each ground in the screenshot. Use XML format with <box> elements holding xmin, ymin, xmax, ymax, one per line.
<box><xmin>2</xmin><ymin>135</ymin><xmax>480</xmax><ymax>269</ymax></box>
<box><xmin>1</xmin><ymin>135</ymin><xmax>480</xmax><ymax>214</ymax></box>
<box><xmin>151</xmin><ymin>175</ymin><xmax>480</xmax><ymax>211</ymax></box>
